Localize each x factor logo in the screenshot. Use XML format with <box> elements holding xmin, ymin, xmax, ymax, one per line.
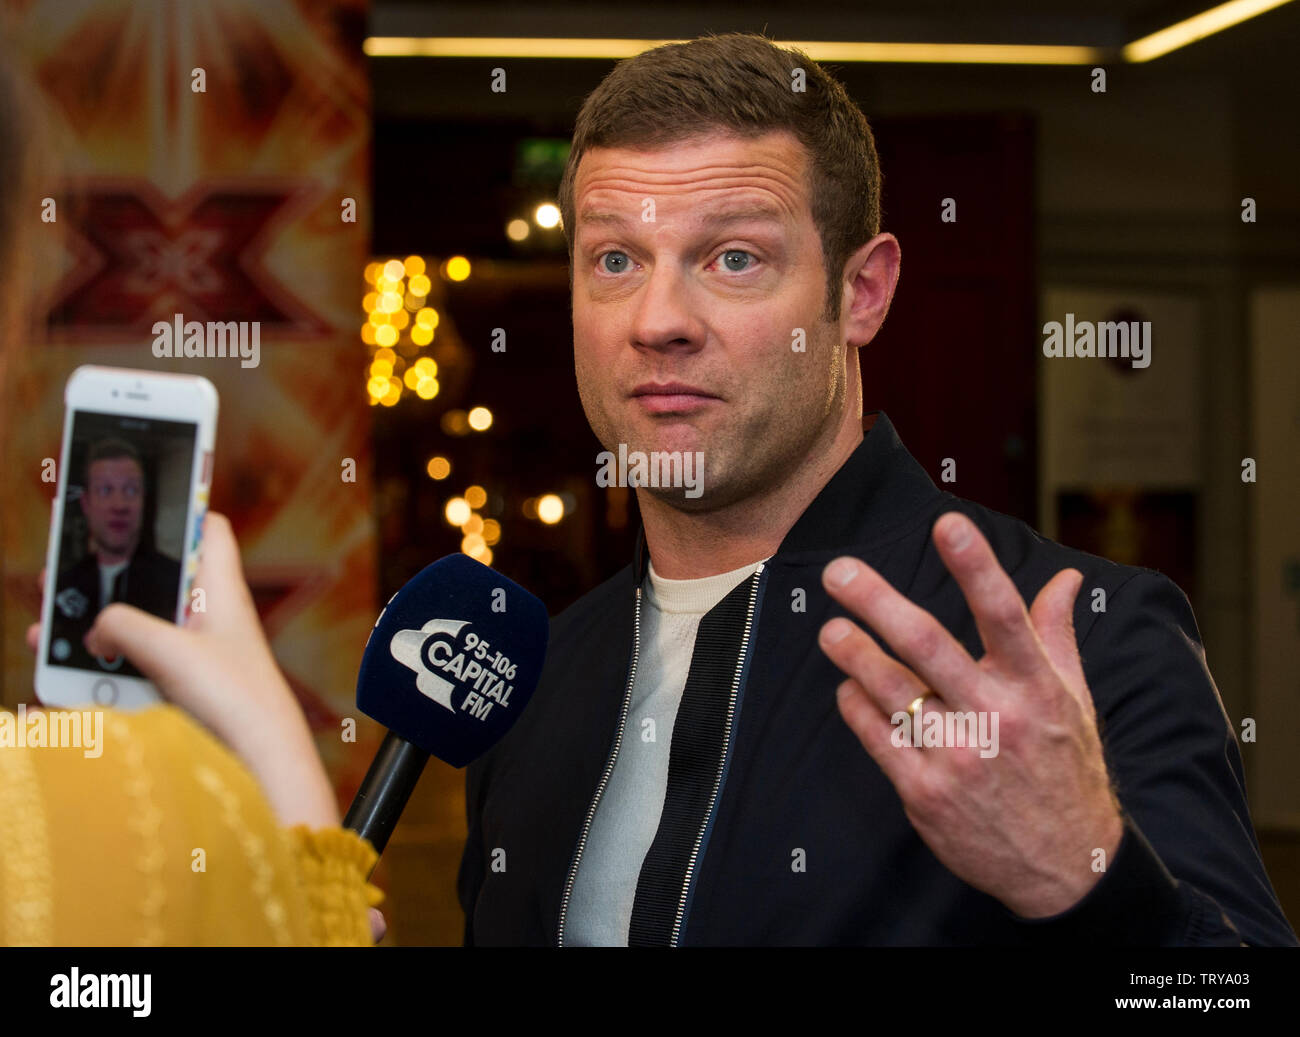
<box><xmin>48</xmin><ymin>177</ymin><xmax>332</xmax><ymax>340</ymax></box>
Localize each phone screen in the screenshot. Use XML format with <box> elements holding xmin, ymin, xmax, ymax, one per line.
<box><xmin>47</xmin><ymin>409</ymin><xmax>198</xmax><ymax>679</ymax></box>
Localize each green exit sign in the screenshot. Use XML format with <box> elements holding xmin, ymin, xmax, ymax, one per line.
<box><xmin>514</xmin><ymin>138</ymin><xmax>571</xmax><ymax>184</ymax></box>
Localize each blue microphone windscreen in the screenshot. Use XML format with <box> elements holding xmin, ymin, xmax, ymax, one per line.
<box><xmin>355</xmin><ymin>554</ymin><xmax>549</xmax><ymax>768</ymax></box>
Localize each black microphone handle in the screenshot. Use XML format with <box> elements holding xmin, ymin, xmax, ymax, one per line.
<box><xmin>343</xmin><ymin>728</ymin><xmax>431</xmax><ymax>860</ymax></box>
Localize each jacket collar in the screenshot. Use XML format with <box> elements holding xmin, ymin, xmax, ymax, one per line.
<box><xmin>631</xmin><ymin>410</ymin><xmax>941</xmax><ymax>584</ymax></box>
<box><xmin>777</xmin><ymin>410</ymin><xmax>942</xmax><ymax>558</ymax></box>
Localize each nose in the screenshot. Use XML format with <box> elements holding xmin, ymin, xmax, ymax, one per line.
<box><xmin>629</xmin><ymin>262</ymin><xmax>706</xmax><ymax>358</ymax></box>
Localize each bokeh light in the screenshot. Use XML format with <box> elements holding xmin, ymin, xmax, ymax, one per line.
<box><xmin>415</xmin><ymin>377</ymin><xmax>439</xmax><ymax>399</ymax></box>
<box><xmin>364</xmin><ymin>258</ymin><xmax>446</xmax><ymax>403</ymax></box>
<box><xmin>445</xmin><ymin>497</ymin><xmax>472</xmax><ymax>527</ymax></box>
<box><xmin>444</xmin><ymin>256</ymin><xmax>471</xmax><ymax>281</ymax></box>
<box><xmin>537</xmin><ymin>493</ymin><xmax>564</xmax><ymax>524</ymax></box>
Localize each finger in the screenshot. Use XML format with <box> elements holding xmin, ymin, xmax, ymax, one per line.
<box><xmin>84</xmin><ymin>602</ymin><xmax>197</xmax><ymax>696</ymax></box>
<box><xmin>932</xmin><ymin>512</ymin><xmax>1045</xmax><ymax>677</ymax></box>
<box><xmin>835</xmin><ymin>678</ymin><xmax>924</xmax><ymax>789</ymax></box>
<box><xmin>819</xmin><ymin>616</ymin><xmax>929</xmax><ymax>718</ymax></box>
<box><xmin>190</xmin><ymin>512</ymin><xmax>259</xmax><ymax>634</ymax></box>
<box><xmin>822</xmin><ymin>557</ymin><xmax>980</xmax><ymax>709</ymax></box>
<box><xmin>1029</xmin><ymin>568</ymin><xmax>1090</xmax><ymax>705</ymax></box>
<box><xmin>26</xmin><ymin>623</ymin><xmax>40</xmax><ymax>653</ymax></box>
<box><xmin>369</xmin><ymin>908</ymin><xmax>387</xmax><ymax>943</ymax></box>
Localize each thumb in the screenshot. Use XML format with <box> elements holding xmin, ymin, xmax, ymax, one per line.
<box><xmin>1029</xmin><ymin>568</ymin><xmax>1088</xmax><ymax>697</ymax></box>
<box><xmin>84</xmin><ymin>602</ymin><xmax>198</xmax><ymax>697</ymax></box>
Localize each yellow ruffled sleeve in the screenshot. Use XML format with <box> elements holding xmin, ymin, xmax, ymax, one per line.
<box><xmin>285</xmin><ymin>825</ymin><xmax>384</xmax><ymax>947</ymax></box>
<box><xmin>0</xmin><ymin>704</ymin><xmax>383</xmax><ymax>946</ymax></box>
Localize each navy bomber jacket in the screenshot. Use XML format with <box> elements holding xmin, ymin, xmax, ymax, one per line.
<box><xmin>458</xmin><ymin>411</ymin><xmax>1297</xmax><ymax>946</ymax></box>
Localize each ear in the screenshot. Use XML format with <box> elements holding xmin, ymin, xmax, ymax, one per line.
<box><xmin>842</xmin><ymin>232</ymin><xmax>901</xmax><ymax>349</ymax></box>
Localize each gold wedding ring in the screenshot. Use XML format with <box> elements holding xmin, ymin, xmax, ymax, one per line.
<box><xmin>907</xmin><ymin>693</ymin><xmax>933</xmax><ymax>719</ymax></box>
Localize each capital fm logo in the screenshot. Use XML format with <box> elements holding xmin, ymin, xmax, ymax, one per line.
<box><xmin>389</xmin><ymin>619</ymin><xmax>517</xmax><ymax>721</ymax></box>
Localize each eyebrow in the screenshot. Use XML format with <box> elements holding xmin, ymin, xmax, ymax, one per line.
<box><xmin>577</xmin><ymin>202</ymin><xmax>788</xmax><ymax>232</ymax></box>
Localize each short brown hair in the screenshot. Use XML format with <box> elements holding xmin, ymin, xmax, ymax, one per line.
<box><xmin>557</xmin><ymin>32</ymin><xmax>883</xmax><ymax>322</ymax></box>
<box><xmin>87</xmin><ymin>437</ymin><xmax>143</xmax><ymax>472</ymax></box>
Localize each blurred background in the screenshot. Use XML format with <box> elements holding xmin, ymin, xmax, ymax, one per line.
<box><xmin>1</xmin><ymin>0</ymin><xmax>1297</xmax><ymax>944</ymax></box>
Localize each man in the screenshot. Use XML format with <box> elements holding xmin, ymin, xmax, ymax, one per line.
<box><xmin>51</xmin><ymin>437</ymin><xmax>180</xmax><ymax>671</ymax></box>
<box><xmin>457</xmin><ymin>33</ymin><xmax>1296</xmax><ymax>945</ymax></box>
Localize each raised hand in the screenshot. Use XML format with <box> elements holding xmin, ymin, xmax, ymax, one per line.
<box><xmin>818</xmin><ymin>511</ymin><xmax>1122</xmax><ymax>918</ymax></box>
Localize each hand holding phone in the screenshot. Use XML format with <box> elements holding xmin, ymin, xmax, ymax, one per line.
<box><xmin>29</xmin><ymin>509</ymin><xmax>341</xmax><ymax>831</ymax></box>
<box><xmin>36</xmin><ymin>366</ymin><xmax>216</xmax><ymax>709</ymax></box>
<box><xmin>31</xmin><ymin>366</ymin><xmax>337</xmax><ymax>827</ymax></box>
<box><xmin>75</xmin><ymin>512</ymin><xmax>340</xmax><ymax>830</ymax></box>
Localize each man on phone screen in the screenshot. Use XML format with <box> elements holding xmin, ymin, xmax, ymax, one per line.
<box><xmin>51</xmin><ymin>437</ymin><xmax>180</xmax><ymax>670</ymax></box>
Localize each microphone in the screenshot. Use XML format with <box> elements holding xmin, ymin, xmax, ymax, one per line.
<box><xmin>343</xmin><ymin>553</ymin><xmax>548</xmax><ymax>857</ymax></box>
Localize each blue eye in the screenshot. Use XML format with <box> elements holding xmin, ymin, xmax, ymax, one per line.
<box><xmin>720</xmin><ymin>250</ymin><xmax>753</xmax><ymax>272</ymax></box>
<box><xmin>599</xmin><ymin>251</ymin><xmax>630</xmax><ymax>274</ymax></box>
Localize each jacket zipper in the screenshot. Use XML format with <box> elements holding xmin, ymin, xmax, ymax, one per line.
<box><xmin>668</xmin><ymin>563</ymin><xmax>764</xmax><ymax>946</ymax></box>
<box><xmin>556</xmin><ymin>585</ymin><xmax>642</xmax><ymax>947</ymax></box>
<box><xmin>556</xmin><ymin>563</ymin><xmax>766</xmax><ymax>947</ymax></box>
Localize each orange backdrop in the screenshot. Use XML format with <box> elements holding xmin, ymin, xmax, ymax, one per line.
<box><xmin>1</xmin><ymin>0</ymin><xmax>383</xmax><ymax>806</ymax></box>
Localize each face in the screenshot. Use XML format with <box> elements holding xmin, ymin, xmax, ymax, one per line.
<box><xmin>81</xmin><ymin>456</ymin><xmax>144</xmax><ymax>557</ymax></box>
<box><xmin>571</xmin><ymin>130</ymin><xmax>852</xmax><ymax>511</ymax></box>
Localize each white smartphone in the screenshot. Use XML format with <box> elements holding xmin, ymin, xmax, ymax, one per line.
<box><xmin>35</xmin><ymin>366</ymin><xmax>218</xmax><ymax>710</ymax></box>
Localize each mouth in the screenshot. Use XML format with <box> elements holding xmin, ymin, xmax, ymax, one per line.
<box><xmin>630</xmin><ymin>381</ymin><xmax>720</xmax><ymax>415</ymax></box>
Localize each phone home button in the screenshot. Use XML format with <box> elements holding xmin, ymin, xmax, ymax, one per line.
<box><xmin>92</xmin><ymin>678</ymin><xmax>119</xmax><ymax>707</ymax></box>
